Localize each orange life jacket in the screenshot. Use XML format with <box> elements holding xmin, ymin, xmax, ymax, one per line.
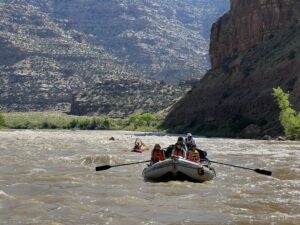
<box><xmin>151</xmin><ymin>149</ymin><xmax>165</xmax><ymax>162</ymax></box>
<box><xmin>188</xmin><ymin>150</ymin><xmax>200</xmax><ymax>163</ymax></box>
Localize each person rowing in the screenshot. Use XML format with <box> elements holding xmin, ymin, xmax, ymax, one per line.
<box><xmin>184</xmin><ymin>133</ymin><xmax>207</xmax><ymax>160</ymax></box>
<box><xmin>185</xmin><ymin>133</ymin><xmax>196</xmax><ymax>150</ymax></box>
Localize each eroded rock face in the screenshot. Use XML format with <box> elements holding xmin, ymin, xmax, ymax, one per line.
<box><xmin>47</xmin><ymin>0</ymin><xmax>229</xmax><ymax>83</ymax></box>
<box><xmin>210</xmin><ymin>0</ymin><xmax>299</xmax><ymax>68</ymax></box>
<box><xmin>164</xmin><ymin>0</ymin><xmax>300</xmax><ymax>137</ymax></box>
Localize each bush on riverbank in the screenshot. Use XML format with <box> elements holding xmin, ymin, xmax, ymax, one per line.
<box><xmin>273</xmin><ymin>87</ymin><xmax>300</xmax><ymax>139</ymax></box>
<box><xmin>3</xmin><ymin>112</ymin><xmax>161</xmax><ymax>132</ymax></box>
<box><xmin>0</xmin><ymin>112</ymin><xmax>5</xmax><ymax>128</ymax></box>
<box><xmin>128</xmin><ymin>113</ymin><xmax>157</xmax><ymax>128</ymax></box>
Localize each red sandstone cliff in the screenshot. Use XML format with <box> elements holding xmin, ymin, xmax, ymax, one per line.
<box><xmin>164</xmin><ymin>0</ymin><xmax>300</xmax><ymax>137</ymax></box>
<box><xmin>210</xmin><ymin>0</ymin><xmax>299</xmax><ymax>68</ymax></box>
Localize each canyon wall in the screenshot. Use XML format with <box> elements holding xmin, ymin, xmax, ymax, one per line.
<box><xmin>164</xmin><ymin>0</ymin><xmax>300</xmax><ymax>137</ymax></box>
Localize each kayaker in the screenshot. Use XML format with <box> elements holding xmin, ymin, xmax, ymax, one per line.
<box><xmin>171</xmin><ymin>142</ymin><xmax>186</xmax><ymax>158</ymax></box>
<box><xmin>185</xmin><ymin>133</ymin><xmax>196</xmax><ymax>150</ymax></box>
<box><xmin>133</xmin><ymin>138</ymin><xmax>145</xmax><ymax>151</ymax></box>
<box><xmin>187</xmin><ymin>144</ymin><xmax>200</xmax><ymax>163</ymax></box>
<box><xmin>150</xmin><ymin>144</ymin><xmax>165</xmax><ymax>165</ymax></box>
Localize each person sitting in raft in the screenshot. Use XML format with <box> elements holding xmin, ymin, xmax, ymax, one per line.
<box><xmin>176</xmin><ymin>136</ymin><xmax>188</xmax><ymax>151</ymax></box>
<box><xmin>171</xmin><ymin>142</ymin><xmax>186</xmax><ymax>158</ymax></box>
<box><xmin>197</xmin><ymin>148</ymin><xmax>208</xmax><ymax>160</ymax></box>
<box><xmin>164</xmin><ymin>144</ymin><xmax>174</xmax><ymax>158</ymax></box>
<box><xmin>185</xmin><ymin>133</ymin><xmax>196</xmax><ymax>150</ymax></box>
<box><xmin>187</xmin><ymin>144</ymin><xmax>200</xmax><ymax>163</ymax></box>
<box><xmin>150</xmin><ymin>144</ymin><xmax>165</xmax><ymax>165</ymax></box>
<box><xmin>165</xmin><ymin>137</ymin><xmax>187</xmax><ymax>158</ymax></box>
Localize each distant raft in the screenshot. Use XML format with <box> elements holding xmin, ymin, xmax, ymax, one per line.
<box><xmin>142</xmin><ymin>157</ymin><xmax>216</xmax><ymax>182</ymax></box>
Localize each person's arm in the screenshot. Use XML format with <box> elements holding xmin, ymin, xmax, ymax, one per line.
<box><xmin>161</xmin><ymin>150</ymin><xmax>166</xmax><ymax>160</ymax></box>
<box><xmin>150</xmin><ymin>149</ymin><xmax>155</xmax><ymax>160</ymax></box>
<box><xmin>186</xmin><ymin>150</ymin><xmax>190</xmax><ymax>159</ymax></box>
<box><xmin>182</xmin><ymin>149</ymin><xmax>186</xmax><ymax>158</ymax></box>
<box><xmin>171</xmin><ymin>149</ymin><xmax>175</xmax><ymax>157</ymax></box>
<box><xmin>183</xmin><ymin>143</ymin><xmax>188</xmax><ymax>151</ymax></box>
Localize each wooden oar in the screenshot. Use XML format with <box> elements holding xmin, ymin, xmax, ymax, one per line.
<box><xmin>95</xmin><ymin>160</ymin><xmax>151</xmax><ymax>171</ymax></box>
<box><xmin>209</xmin><ymin>160</ymin><xmax>272</xmax><ymax>176</ymax></box>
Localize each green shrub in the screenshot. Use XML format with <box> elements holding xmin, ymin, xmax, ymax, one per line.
<box><xmin>98</xmin><ymin>118</ymin><xmax>111</xmax><ymax>130</ymax></box>
<box><xmin>40</xmin><ymin>121</ymin><xmax>57</xmax><ymax>129</ymax></box>
<box><xmin>129</xmin><ymin>113</ymin><xmax>156</xmax><ymax>128</ymax></box>
<box><xmin>78</xmin><ymin>119</ymin><xmax>91</xmax><ymax>130</ymax></box>
<box><xmin>0</xmin><ymin>112</ymin><xmax>5</xmax><ymax>127</ymax></box>
<box><xmin>67</xmin><ymin>119</ymin><xmax>79</xmax><ymax>129</ymax></box>
<box><xmin>88</xmin><ymin>118</ymin><xmax>98</xmax><ymax>130</ymax></box>
<box><xmin>2</xmin><ymin>112</ymin><xmax>160</xmax><ymax>131</ymax></box>
<box><xmin>273</xmin><ymin>87</ymin><xmax>300</xmax><ymax>138</ymax></box>
<box><xmin>140</xmin><ymin>113</ymin><xmax>156</xmax><ymax>126</ymax></box>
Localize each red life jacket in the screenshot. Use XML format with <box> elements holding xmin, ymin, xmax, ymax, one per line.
<box><xmin>134</xmin><ymin>145</ymin><xmax>141</xmax><ymax>150</ymax></box>
<box><xmin>151</xmin><ymin>149</ymin><xmax>165</xmax><ymax>162</ymax></box>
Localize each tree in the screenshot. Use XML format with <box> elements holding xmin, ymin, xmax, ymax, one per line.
<box><xmin>129</xmin><ymin>113</ymin><xmax>156</xmax><ymax>128</ymax></box>
<box><xmin>140</xmin><ymin>113</ymin><xmax>156</xmax><ymax>126</ymax></box>
<box><xmin>129</xmin><ymin>113</ymin><xmax>143</xmax><ymax>128</ymax></box>
<box><xmin>273</xmin><ymin>87</ymin><xmax>300</xmax><ymax>138</ymax></box>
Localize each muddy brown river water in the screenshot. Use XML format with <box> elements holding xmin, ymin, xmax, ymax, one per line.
<box><xmin>0</xmin><ymin>130</ymin><xmax>299</xmax><ymax>225</ymax></box>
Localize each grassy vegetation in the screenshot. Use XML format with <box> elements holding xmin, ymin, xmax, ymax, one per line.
<box><xmin>1</xmin><ymin>112</ymin><xmax>163</xmax><ymax>132</ymax></box>
<box><xmin>0</xmin><ymin>112</ymin><xmax>5</xmax><ymax>128</ymax></box>
<box><xmin>273</xmin><ymin>87</ymin><xmax>300</xmax><ymax>139</ymax></box>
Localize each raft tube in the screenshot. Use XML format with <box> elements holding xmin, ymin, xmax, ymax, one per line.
<box><xmin>142</xmin><ymin>158</ymin><xmax>216</xmax><ymax>182</ymax></box>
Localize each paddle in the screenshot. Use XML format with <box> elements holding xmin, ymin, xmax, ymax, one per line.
<box><xmin>209</xmin><ymin>160</ymin><xmax>272</xmax><ymax>176</ymax></box>
<box><xmin>95</xmin><ymin>160</ymin><xmax>151</xmax><ymax>171</ymax></box>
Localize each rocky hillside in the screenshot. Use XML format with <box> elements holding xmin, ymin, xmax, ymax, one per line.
<box><xmin>71</xmin><ymin>76</ymin><xmax>190</xmax><ymax>117</ymax></box>
<box><xmin>164</xmin><ymin>0</ymin><xmax>300</xmax><ymax>137</ymax></box>
<box><xmin>0</xmin><ymin>0</ymin><xmax>228</xmax><ymax>115</ymax></box>
<box><xmin>46</xmin><ymin>0</ymin><xmax>229</xmax><ymax>83</ymax></box>
<box><xmin>0</xmin><ymin>0</ymin><xmax>137</xmax><ymax>112</ymax></box>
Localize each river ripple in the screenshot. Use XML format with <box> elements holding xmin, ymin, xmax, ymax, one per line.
<box><xmin>0</xmin><ymin>130</ymin><xmax>299</xmax><ymax>225</ymax></box>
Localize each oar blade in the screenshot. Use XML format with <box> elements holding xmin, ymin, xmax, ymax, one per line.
<box><xmin>254</xmin><ymin>168</ymin><xmax>272</xmax><ymax>176</ymax></box>
<box><xmin>95</xmin><ymin>165</ymin><xmax>111</xmax><ymax>171</ymax></box>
